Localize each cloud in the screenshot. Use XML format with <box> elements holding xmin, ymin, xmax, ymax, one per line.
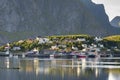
<box><xmin>92</xmin><ymin>0</ymin><xmax>120</xmax><ymax>21</ymax></box>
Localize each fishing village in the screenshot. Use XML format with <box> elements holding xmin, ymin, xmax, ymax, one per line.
<box><xmin>0</xmin><ymin>34</ymin><xmax>120</xmax><ymax>58</ymax></box>
<box><xmin>0</xmin><ymin>0</ymin><xmax>120</xmax><ymax>80</ymax></box>
<box><xmin>0</xmin><ymin>35</ymin><xmax>120</xmax><ymax>80</ymax></box>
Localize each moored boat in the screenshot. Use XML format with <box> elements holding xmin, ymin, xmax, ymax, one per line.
<box><xmin>0</xmin><ymin>51</ymin><xmax>10</xmax><ymax>57</ymax></box>
<box><xmin>25</xmin><ymin>48</ymin><xmax>39</xmax><ymax>57</ymax></box>
<box><xmin>87</xmin><ymin>49</ymin><xmax>98</xmax><ymax>58</ymax></box>
<box><xmin>76</xmin><ymin>51</ymin><xmax>87</xmax><ymax>58</ymax></box>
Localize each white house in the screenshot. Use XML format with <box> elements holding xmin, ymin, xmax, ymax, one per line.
<box><xmin>18</xmin><ymin>40</ymin><xmax>24</xmax><ymax>43</ymax></box>
<box><xmin>82</xmin><ymin>44</ymin><xmax>87</xmax><ymax>48</ymax></box>
<box><xmin>58</xmin><ymin>45</ymin><xmax>66</xmax><ymax>48</ymax></box>
<box><xmin>13</xmin><ymin>46</ymin><xmax>21</xmax><ymax>51</ymax></box>
<box><xmin>94</xmin><ymin>37</ymin><xmax>103</xmax><ymax>41</ymax></box>
<box><xmin>51</xmin><ymin>45</ymin><xmax>58</xmax><ymax>50</ymax></box>
<box><xmin>72</xmin><ymin>46</ymin><xmax>78</xmax><ymax>50</ymax></box>
<box><xmin>77</xmin><ymin>38</ymin><xmax>86</xmax><ymax>42</ymax></box>
<box><xmin>36</xmin><ymin>37</ymin><xmax>49</xmax><ymax>44</ymax></box>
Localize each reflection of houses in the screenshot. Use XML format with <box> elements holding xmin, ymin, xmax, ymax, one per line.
<box><xmin>108</xmin><ymin>69</ymin><xmax>120</xmax><ymax>80</ymax></box>
<box><xmin>20</xmin><ymin>59</ymin><xmax>40</xmax><ymax>74</ymax></box>
<box><xmin>20</xmin><ymin>60</ymin><xmax>34</xmax><ymax>72</ymax></box>
<box><xmin>4</xmin><ymin>58</ymin><xmax>20</xmax><ymax>69</ymax></box>
<box><xmin>20</xmin><ymin>59</ymin><xmax>50</xmax><ymax>75</ymax></box>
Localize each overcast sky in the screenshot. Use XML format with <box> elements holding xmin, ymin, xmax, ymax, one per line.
<box><xmin>92</xmin><ymin>0</ymin><xmax>120</xmax><ymax>21</ymax></box>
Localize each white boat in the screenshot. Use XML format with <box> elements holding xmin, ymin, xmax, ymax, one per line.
<box><xmin>26</xmin><ymin>48</ymin><xmax>39</xmax><ymax>55</ymax></box>
<box><xmin>50</xmin><ymin>54</ymin><xmax>54</xmax><ymax>57</ymax></box>
<box><xmin>49</xmin><ymin>51</ymin><xmax>56</xmax><ymax>58</ymax></box>
<box><xmin>77</xmin><ymin>52</ymin><xmax>87</xmax><ymax>58</ymax></box>
<box><xmin>87</xmin><ymin>49</ymin><xmax>99</xmax><ymax>58</ymax></box>
<box><xmin>0</xmin><ymin>51</ymin><xmax>10</xmax><ymax>56</ymax></box>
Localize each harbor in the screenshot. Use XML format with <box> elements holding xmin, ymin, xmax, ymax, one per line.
<box><xmin>0</xmin><ymin>57</ymin><xmax>120</xmax><ymax>80</ymax></box>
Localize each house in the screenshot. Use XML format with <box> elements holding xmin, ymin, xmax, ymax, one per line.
<box><xmin>98</xmin><ymin>44</ymin><xmax>104</xmax><ymax>48</ymax></box>
<box><xmin>13</xmin><ymin>46</ymin><xmax>21</xmax><ymax>51</ymax></box>
<box><xmin>18</xmin><ymin>40</ymin><xmax>24</xmax><ymax>43</ymax></box>
<box><xmin>82</xmin><ymin>44</ymin><xmax>87</xmax><ymax>48</ymax></box>
<box><xmin>36</xmin><ymin>37</ymin><xmax>49</xmax><ymax>44</ymax></box>
<box><xmin>94</xmin><ymin>37</ymin><xmax>103</xmax><ymax>41</ymax></box>
<box><xmin>77</xmin><ymin>38</ymin><xmax>86</xmax><ymax>42</ymax></box>
<box><xmin>51</xmin><ymin>45</ymin><xmax>59</xmax><ymax>50</ymax></box>
<box><xmin>72</xmin><ymin>46</ymin><xmax>78</xmax><ymax>50</ymax></box>
<box><xmin>58</xmin><ymin>44</ymin><xmax>67</xmax><ymax>48</ymax></box>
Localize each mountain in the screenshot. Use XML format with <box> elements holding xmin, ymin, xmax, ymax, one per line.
<box><xmin>0</xmin><ymin>0</ymin><xmax>120</xmax><ymax>43</ymax></box>
<box><xmin>110</xmin><ymin>16</ymin><xmax>120</xmax><ymax>28</ymax></box>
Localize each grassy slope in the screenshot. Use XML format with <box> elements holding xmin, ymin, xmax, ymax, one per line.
<box><xmin>104</xmin><ymin>35</ymin><xmax>120</xmax><ymax>41</ymax></box>
<box><xmin>47</xmin><ymin>34</ymin><xmax>92</xmax><ymax>38</ymax></box>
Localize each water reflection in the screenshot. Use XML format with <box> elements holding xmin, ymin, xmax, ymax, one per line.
<box><xmin>0</xmin><ymin>57</ymin><xmax>120</xmax><ymax>80</ymax></box>
<box><xmin>108</xmin><ymin>69</ymin><xmax>120</xmax><ymax>80</ymax></box>
<box><xmin>19</xmin><ymin>58</ymin><xmax>106</xmax><ymax>79</ymax></box>
<box><xmin>0</xmin><ymin>57</ymin><xmax>20</xmax><ymax>69</ymax></box>
<box><xmin>6</xmin><ymin>57</ymin><xmax>10</xmax><ymax>68</ymax></box>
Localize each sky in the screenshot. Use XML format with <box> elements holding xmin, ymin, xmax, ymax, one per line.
<box><xmin>92</xmin><ymin>0</ymin><xmax>120</xmax><ymax>21</ymax></box>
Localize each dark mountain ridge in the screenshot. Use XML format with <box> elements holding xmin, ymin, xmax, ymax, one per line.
<box><xmin>0</xmin><ymin>0</ymin><xmax>119</xmax><ymax>43</ymax></box>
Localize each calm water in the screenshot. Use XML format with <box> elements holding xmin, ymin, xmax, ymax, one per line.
<box><xmin>0</xmin><ymin>57</ymin><xmax>120</xmax><ymax>80</ymax></box>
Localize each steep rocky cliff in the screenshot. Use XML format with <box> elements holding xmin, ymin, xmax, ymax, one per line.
<box><xmin>111</xmin><ymin>16</ymin><xmax>120</xmax><ymax>28</ymax></box>
<box><xmin>0</xmin><ymin>0</ymin><xmax>119</xmax><ymax>43</ymax></box>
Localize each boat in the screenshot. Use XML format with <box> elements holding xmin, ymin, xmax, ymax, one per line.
<box><xmin>25</xmin><ymin>49</ymin><xmax>51</xmax><ymax>58</ymax></box>
<box><xmin>25</xmin><ymin>51</ymin><xmax>39</xmax><ymax>57</ymax></box>
<box><xmin>25</xmin><ymin>48</ymin><xmax>39</xmax><ymax>57</ymax></box>
<box><xmin>77</xmin><ymin>52</ymin><xmax>87</xmax><ymax>58</ymax></box>
<box><xmin>100</xmin><ymin>53</ymin><xmax>113</xmax><ymax>57</ymax></box>
<box><xmin>87</xmin><ymin>49</ymin><xmax>98</xmax><ymax>58</ymax></box>
<box><xmin>0</xmin><ymin>51</ymin><xmax>10</xmax><ymax>56</ymax></box>
<box><xmin>69</xmin><ymin>51</ymin><xmax>78</xmax><ymax>58</ymax></box>
<box><xmin>69</xmin><ymin>51</ymin><xmax>87</xmax><ymax>58</ymax></box>
<box><xmin>50</xmin><ymin>54</ymin><xmax>54</xmax><ymax>57</ymax></box>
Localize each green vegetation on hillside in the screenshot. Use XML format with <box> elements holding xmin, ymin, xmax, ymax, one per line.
<box><xmin>104</xmin><ymin>35</ymin><xmax>120</xmax><ymax>41</ymax></box>
<box><xmin>102</xmin><ymin>35</ymin><xmax>120</xmax><ymax>49</ymax></box>
<box><xmin>0</xmin><ymin>34</ymin><xmax>94</xmax><ymax>52</ymax></box>
<box><xmin>47</xmin><ymin>34</ymin><xmax>93</xmax><ymax>41</ymax></box>
<box><xmin>0</xmin><ymin>34</ymin><xmax>120</xmax><ymax>54</ymax></box>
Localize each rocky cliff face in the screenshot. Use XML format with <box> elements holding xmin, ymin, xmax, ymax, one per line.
<box><xmin>111</xmin><ymin>16</ymin><xmax>120</xmax><ymax>28</ymax></box>
<box><xmin>0</xmin><ymin>0</ymin><xmax>119</xmax><ymax>43</ymax></box>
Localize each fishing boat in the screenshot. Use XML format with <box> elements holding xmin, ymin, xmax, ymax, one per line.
<box><xmin>0</xmin><ymin>51</ymin><xmax>9</xmax><ymax>56</ymax></box>
<box><xmin>87</xmin><ymin>49</ymin><xmax>98</xmax><ymax>58</ymax></box>
<box><xmin>25</xmin><ymin>48</ymin><xmax>39</xmax><ymax>57</ymax></box>
<box><xmin>77</xmin><ymin>52</ymin><xmax>87</xmax><ymax>58</ymax></box>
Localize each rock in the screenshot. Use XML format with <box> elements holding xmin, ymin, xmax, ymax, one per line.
<box><xmin>111</xmin><ymin>16</ymin><xmax>120</xmax><ymax>28</ymax></box>
<box><xmin>0</xmin><ymin>0</ymin><xmax>119</xmax><ymax>42</ymax></box>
